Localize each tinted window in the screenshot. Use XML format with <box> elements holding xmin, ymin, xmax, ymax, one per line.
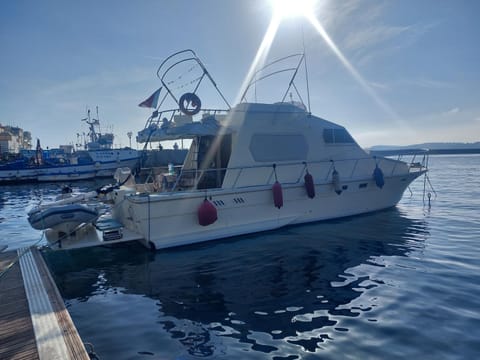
<box><xmin>323</xmin><ymin>128</ymin><xmax>355</xmax><ymax>144</ymax></box>
<box><xmin>249</xmin><ymin>134</ymin><xmax>308</xmax><ymax>162</ymax></box>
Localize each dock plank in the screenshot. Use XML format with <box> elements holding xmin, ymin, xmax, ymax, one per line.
<box><xmin>0</xmin><ymin>249</ymin><xmax>89</xmax><ymax>360</ymax></box>
<box><xmin>0</xmin><ymin>251</ymin><xmax>39</xmax><ymax>360</ymax></box>
<box><xmin>32</xmin><ymin>249</ymin><xmax>90</xmax><ymax>360</ymax></box>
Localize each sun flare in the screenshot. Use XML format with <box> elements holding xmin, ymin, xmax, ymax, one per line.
<box><xmin>270</xmin><ymin>0</ymin><xmax>316</xmax><ymax>19</ymax></box>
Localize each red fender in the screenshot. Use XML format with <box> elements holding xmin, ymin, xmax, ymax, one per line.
<box><xmin>198</xmin><ymin>199</ymin><xmax>217</xmax><ymax>226</ymax></box>
<box><xmin>332</xmin><ymin>169</ymin><xmax>342</xmax><ymax>195</ymax></box>
<box><xmin>272</xmin><ymin>181</ymin><xmax>283</xmax><ymax>209</ymax></box>
<box><xmin>304</xmin><ymin>172</ymin><xmax>315</xmax><ymax>198</ymax></box>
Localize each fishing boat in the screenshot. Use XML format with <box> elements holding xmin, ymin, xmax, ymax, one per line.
<box><xmin>0</xmin><ymin>108</ymin><xmax>139</xmax><ymax>183</ymax></box>
<box><xmin>32</xmin><ymin>49</ymin><xmax>429</xmax><ymax>250</ymax></box>
<box><xmin>73</xmin><ymin>107</ymin><xmax>140</xmax><ymax>177</ymax></box>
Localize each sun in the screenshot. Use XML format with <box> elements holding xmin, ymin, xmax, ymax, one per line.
<box><xmin>235</xmin><ymin>0</ymin><xmax>317</xmax><ymax>104</ymax></box>
<box><xmin>269</xmin><ymin>0</ymin><xmax>316</xmax><ymax>19</ymax></box>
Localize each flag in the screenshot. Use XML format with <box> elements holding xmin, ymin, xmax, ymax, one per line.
<box><xmin>139</xmin><ymin>87</ymin><xmax>162</xmax><ymax>108</ymax></box>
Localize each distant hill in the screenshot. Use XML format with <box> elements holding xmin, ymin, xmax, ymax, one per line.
<box><xmin>368</xmin><ymin>142</ymin><xmax>480</xmax><ymax>155</ymax></box>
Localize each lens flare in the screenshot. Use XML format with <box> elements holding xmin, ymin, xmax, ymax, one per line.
<box><xmin>305</xmin><ymin>13</ymin><xmax>402</xmax><ymax>123</ymax></box>
<box><xmin>270</xmin><ymin>0</ymin><xmax>316</xmax><ymax>19</ymax></box>
<box><xmin>238</xmin><ymin>1</ymin><xmax>405</xmax><ymax>131</ymax></box>
<box><xmin>235</xmin><ymin>14</ymin><xmax>282</xmax><ymax>104</ymax></box>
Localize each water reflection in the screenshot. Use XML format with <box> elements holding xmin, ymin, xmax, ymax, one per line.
<box><xmin>44</xmin><ymin>208</ymin><xmax>428</xmax><ymax>358</ymax></box>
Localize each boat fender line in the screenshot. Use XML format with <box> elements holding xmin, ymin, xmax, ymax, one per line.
<box><xmin>332</xmin><ymin>168</ymin><xmax>342</xmax><ymax>195</ymax></box>
<box><xmin>148</xmin><ymin>241</ymin><xmax>156</xmax><ymax>252</ymax></box>
<box><xmin>179</xmin><ymin>92</ymin><xmax>202</xmax><ymax>116</ymax></box>
<box><xmin>198</xmin><ymin>198</ymin><xmax>217</xmax><ymax>226</ymax></box>
<box><xmin>84</xmin><ymin>342</ymin><xmax>100</xmax><ymax>360</ymax></box>
<box><xmin>272</xmin><ymin>181</ymin><xmax>284</xmax><ymax>209</ymax></box>
<box><xmin>304</xmin><ymin>172</ymin><xmax>315</xmax><ymax>198</ymax></box>
<box><xmin>272</xmin><ymin>164</ymin><xmax>284</xmax><ymax>208</ymax></box>
<box><xmin>373</xmin><ymin>164</ymin><xmax>385</xmax><ymax>189</ymax></box>
<box><xmin>303</xmin><ymin>163</ymin><xmax>315</xmax><ymax>199</ymax></box>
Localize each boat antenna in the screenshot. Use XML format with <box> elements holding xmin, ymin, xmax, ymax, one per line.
<box><xmin>94</xmin><ymin>106</ymin><xmax>100</xmax><ymax>134</ymax></box>
<box><xmin>302</xmin><ymin>25</ymin><xmax>311</xmax><ymax>113</ymax></box>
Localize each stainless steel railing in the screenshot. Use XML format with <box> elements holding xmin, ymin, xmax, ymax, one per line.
<box><xmin>144</xmin><ymin>152</ymin><xmax>428</xmax><ymax>193</ymax></box>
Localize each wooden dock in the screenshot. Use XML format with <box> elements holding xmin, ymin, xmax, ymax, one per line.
<box><xmin>0</xmin><ymin>247</ymin><xmax>90</xmax><ymax>360</ymax></box>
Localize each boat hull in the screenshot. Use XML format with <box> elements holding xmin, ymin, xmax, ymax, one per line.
<box><xmin>114</xmin><ymin>172</ymin><xmax>423</xmax><ymax>250</ymax></box>
<box><xmin>28</xmin><ymin>204</ymin><xmax>98</xmax><ymax>231</ymax></box>
<box><xmin>0</xmin><ymin>156</ymin><xmax>138</xmax><ymax>183</ymax></box>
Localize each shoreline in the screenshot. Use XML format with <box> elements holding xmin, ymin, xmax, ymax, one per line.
<box><xmin>369</xmin><ymin>148</ymin><xmax>480</xmax><ymax>156</ymax></box>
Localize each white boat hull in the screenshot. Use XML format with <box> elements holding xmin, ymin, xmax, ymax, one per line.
<box><xmin>45</xmin><ymin>224</ymin><xmax>144</xmax><ymax>250</ymax></box>
<box><xmin>37</xmin><ymin>171</ymin><xmax>97</xmax><ymax>182</ymax></box>
<box><xmin>0</xmin><ymin>156</ymin><xmax>138</xmax><ymax>183</ymax></box>
<box><xmin>113</xmin><ymin>172</ymin><xmax>422</xmax><ymax>250</ymax></box>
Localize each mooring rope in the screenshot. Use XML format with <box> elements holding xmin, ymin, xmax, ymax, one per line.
<box><xmin>84</xmin><ymin>342</ymin><xmax>101</xmax><ymax>360</ymax></box>
<box><xmin>0</xmin><ymin>231</ymin><xmax>45</xmax><ymax>281</ymax></box>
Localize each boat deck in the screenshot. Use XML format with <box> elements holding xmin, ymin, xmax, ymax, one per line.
<box><xmin>0</xmin><ymin>248</ymin><xmax>89</xmax><ymax>360</ymax></box>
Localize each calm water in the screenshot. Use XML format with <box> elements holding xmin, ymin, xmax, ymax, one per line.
<box><xmin>1</xmin><ymin>156</ymin><xmax>479</xmax><ymax>359</ymax></box>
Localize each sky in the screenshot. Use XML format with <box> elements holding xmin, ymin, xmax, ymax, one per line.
<box><xmin>1</xmin><ymin>0</ymin><xmax>479</xmax><ymax>149</ymax></box>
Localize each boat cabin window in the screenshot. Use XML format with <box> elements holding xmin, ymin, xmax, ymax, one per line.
<box><xmin>323</xmin><ymin>128</ymin><xmax>355</xmax><ymax>144</ymax></box>
<box><xmin>249</xmin><ymin>134</ymin><xmax>308</xmax><ymax>162</ymax></box>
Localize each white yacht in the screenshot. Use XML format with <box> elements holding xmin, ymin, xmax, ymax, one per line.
<box><xmin>35</xmin><ymin>50</ymin><xmax>428</xmax><ymax>250</ymax></box>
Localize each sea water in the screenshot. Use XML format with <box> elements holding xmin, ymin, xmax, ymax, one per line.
<box><xmin>1</xmin><ymin>155</ymin><xmax>479</xmax><ymax>359</ymax></box>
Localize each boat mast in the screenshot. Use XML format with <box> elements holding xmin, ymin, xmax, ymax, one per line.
<box><xmin>81</xmin><ymin>107</ymin><xmax>100</xmax><ymax>150</ymax></box>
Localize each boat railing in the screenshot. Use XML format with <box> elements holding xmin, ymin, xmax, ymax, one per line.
<box><xmin>389</xmin><ymin>149</ymin><xmax>430</xmax><ymax>173</ymax></box>
<box><xmin>143</xmin><ymin>154</ymin><xmax>427</xmax><ymax>194</ymax></box>
<box><xmin>370</xmin><ymin>148</ymin><xmax>430</xmax><ymax>170</ymax></box>
<box><xmin>139</xmin><ymin>108</ymin><xmax>230</xmax><ymax>142</ymax></box>
<box><xmin>156</xmin><ymin>49</ymin><xmax>231</xmax><ymax>110</ymax></box>
<box><xmin>241</xmin><ymin>53</ymin><xmax>306</xmax><ymax>103</ymax></box>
